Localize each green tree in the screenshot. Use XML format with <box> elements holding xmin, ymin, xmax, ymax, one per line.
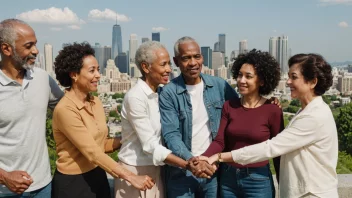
<box><xmin>91</xmin><ymin>92</ymin><xmax>98</xmax><ymax>97</ymax></box>
<box><xmin>289</xmin><ymin>99</ymin><xmax>300</xmax><ymax>107</ymax></box>
<box><xmin>336</xmin><ymin>103</ymin><xmax>352</xmax><ymax>155</ymax></box>
<box><xmin>285</xmin><ymin>105</ymin><xmax>299</xmax><ymax>114</ymax></box>
<box><xmin>112</xmin><ymin>93</ymin><xmax>125</xmax><ymax>99</ymax></box>
<box><xmin>322</xmin><ymin>95</ymin><xmax>331</xmax><ymax>105</ymax></box>
<box><xmin>109</xmin><ymin>110</ymin><xmax>118</xmax><ymax>117</ymax></box>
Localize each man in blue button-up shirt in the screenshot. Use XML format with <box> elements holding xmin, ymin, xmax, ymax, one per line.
<box><xmin>159</xmin><ymin>36</ymin><xmax>238</xmax><ymax>198</ymax></box>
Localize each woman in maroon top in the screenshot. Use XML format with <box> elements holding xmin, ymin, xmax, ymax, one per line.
<box><xmin>202</xmin><ymin>49</ymin><xmax>283</xmax><ymax>198</ymax></box>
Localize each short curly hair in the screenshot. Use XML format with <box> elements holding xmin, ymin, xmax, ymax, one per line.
<box><xmin>231</xmin><ymin>49</ymin><xmax>280</xmax><ymax>95</ymax></box>
<box><xmin>54</xmin><ymin>42</ymin><xmax>95</xmax><ymax>87</ymax></box>
<box><xmin>288</xmin><ymin>53</ymin><xmax>333</xmax><ymax>96</ymax></box>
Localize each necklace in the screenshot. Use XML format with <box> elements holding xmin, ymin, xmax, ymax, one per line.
<box><xmin>241</xmin><ymin>96</ymin><xmax>262</xmax><ymax>110</ymax></box>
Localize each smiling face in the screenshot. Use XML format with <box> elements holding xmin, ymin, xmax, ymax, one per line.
<box><xmin>237</xmin><ymin>63</ymin><xmax>261</xmax><ymax>96</ymax></box>
<box><xmin>12</xmin><ymin>23</ymin><xmax>38</xmax><ymax>70</ymax></box>
<box><xmin>287</xmin><ymin>63</ymin><xmax>316</xmax><ymax>100</ymax></box>
<box><xmin>173</xmin><ymin>41</ymin><xmax>203</xmax><ymax>85</ymax></box>
<box><xmin>144</xmin><ymin>47</ymin><xmax>172</xmax><ymax>86</ymax></box>
<box><xmin>72</xmin><ymin>55</ymin><xmax>101</xmax><ymax>94</ymax></box>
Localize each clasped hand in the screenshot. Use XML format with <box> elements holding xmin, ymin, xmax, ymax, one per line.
<box><xmin>186</xmin><ymin>156</ymin><xmax>218</xmax><ymax>179</ymax></box>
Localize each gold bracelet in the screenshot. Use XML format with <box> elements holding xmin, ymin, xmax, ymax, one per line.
<box><xmin>217</xmin><ymin>153</ymin><xmax>223</xmax><ymax>163</ymax></box>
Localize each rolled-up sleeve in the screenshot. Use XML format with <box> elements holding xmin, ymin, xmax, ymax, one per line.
<box><xmin>125</xmin><ymin>97</ymin><xmax>171</xmax><ymax>166</ymax></box>
<box><xmin>232</xmin><ymin>115</ymin><xmax>319</xmax><ymax>165</ymax></box>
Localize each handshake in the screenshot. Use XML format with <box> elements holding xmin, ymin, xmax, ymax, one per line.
<box><xmin>185</xmin><ymin>155</ymin><xmax>219</xmax><ymax>179</ymax></box>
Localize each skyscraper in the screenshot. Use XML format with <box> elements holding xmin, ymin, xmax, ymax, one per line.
<box><xmin>152</xmin><ymin>32</ymin><xmax>160</xmax><ymax>42</ymax></box>
<box><xmin>278</xmin><ymin>35</ymin><xmax>289</xmax><ymax>75</ymax></box>
<box><xmin>214</xmin><ymin>42</ymin><xmax>220</xmax><ymax>52</ymax></box>
<box><xmin>269</xmin><ymin>37</ymin><xmax>278</xmax><ymax>60</ymax></box>
<box><xmin>142</xmin><ymin>37</ymin><xmax>150</xmax><ymax>43</ymax></box>
<box><xmin>129</xmin><ymin>34</ymin><xmax>138</xmax><ymax>63</ymax></box>
<box><xmin>201</xmin><ymin>46</ymin><xmax>212</xmax><ymax>69</ymax></box>
<box><xmin>116</xmin><ymin>52</ymin><xmax>128</xmax><ymax>74</ymax></box>
<box><xmin>239</xmin><ymin>40</ymin><xmax>248</xmax><ymax>55</ymax></box>
<box><xmin>269</xmin><ymin>36</ymin><xmax>289</xmax><ymax>75</ymax></box>
<box><xmin>219</xmin><ymin>34</ymin><xmax>226</xmax><ymax>54</ymax></box>
<box><xmin>44</xmin><ymin>43</ymin><xmax>53</xmax><ymax>76</ymax></box>
<box><xmin>93</xmin><ymin>43</ymin><xmax>111</xmax><ymax>75</ymax></box>
<box><xmin>212</xmin><ymin>51</ymin><xmax>224</xmax><ymax>71</ymax></box>
<box><xmin>112</xmin><ymin>24</ymin><xmax>123</xmax><ymax>60</ymax></box>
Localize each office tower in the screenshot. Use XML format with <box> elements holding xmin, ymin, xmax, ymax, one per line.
<box><xmin>219</xmin><ymin>34</ymin><xmax>226</xmax><ymax>54</ymax></box>
<box><xmin>152</xmin><ymin>32</ymin><xmax>160</xmax><ymax>42</ymax></box>
<box><xmin>142</xmin><ymin>37</ymin><xmax>150</xmax><ymax>43</ymax></box>
<box><xmin>129</xmin><ymin>34</ymin><xmax>138</xmax><ymax>64</ymax></box>
<box><xmin>44</xmin><ymin>43</ymin><xmax>53</xmax><ymax>76</ymax></box>
<box><xmin>38</xmin><ymin>53</ymin><xmax>45</xmax><ymax>70</ymax></box>
<box><xmin>214</xmin><ymin>42</ymin><xmax>220</xmax><ymax>52</ymax></box>
<box><xmin>201</xmin><ymin>47</ymin><xmax>212</xmax><ymax>69</ymax></box>
<box><xmin>269</xmin><ymin>37</ymin><xmax>278</xmax><ymax>60</ymax></box>
<box><xmin>278</xmin><ymin>35</ymin><xmax>289</xmax><ymax>75</ymax></box>
<box><xmin>239</xmin><ymin>40</ymin><xmax>248</xmax><ymax>55</ymax></box>
<box><xmin>104</xmin><ymin>46</ymin><xmax>112</xmax><ymax>69</ymax></box>
<box><xmin>93</xmin><ymin>43</ymin><xmax>111</xmax><ymax>75</ymax></box>
<box><xmin>112</xmin><ymin>24</ymin><xmax>123</xmax><ymax>60</ymax></box>
<box><xmin>212</xmin><ymin>51</ymin><xmax>224</xmax><ymax>71</ymax></box>
<box><xmin>269</xmin><ymin>35</ymin><xmax>289</xmax><ymax>75</ymax></box>
<box><xmin>230</xmin><ymin>50</ymin><xmax>239</xmax><ymax>60</ymax></box>
<box><xmin>93</xmin><ymin>43</ymin><xmax>104</xmax><ymax>74</ymax></box>
<box><xmin>116</xmin><ymin>52</ymin><xmax>128</xmax><ymax>74</ymax></box>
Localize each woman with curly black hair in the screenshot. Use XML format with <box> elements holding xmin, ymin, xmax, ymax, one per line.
<box><xmin>202</xmin><ymin>49</ymin><xmax>283</xmax><ymax>198</ymax></box>
<box><xmin>203</xmin><ymin>53</ymin><xmax>338</xmax><ymax>198</ymax></box>
<box><xmin>51</xmin><ymin>42</ymin><xmax>154</xmax><ymax>198</ymax></box>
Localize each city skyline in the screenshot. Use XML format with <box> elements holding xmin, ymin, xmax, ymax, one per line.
<box><xmin>1</xmin><ymin>0</ymin><xmax>351</xmax><ymax>62</ymax></box>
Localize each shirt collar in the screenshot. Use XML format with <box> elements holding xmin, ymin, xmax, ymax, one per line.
<box><xmin>64</xmin><ymin>90</ymin><xmax>95</xmax><ymax>110</ymax></box>
<box><xmin>0</xmin><ymin>68</ymin><xmax>34</xmax><ymax>86</ymax></box>
<box><xmin>137</xmin><ymin>78</ymin><xmax>158</xmax><ymax>97</ymax></box>
<box><xmin>175</xmin><ymin>73</ymin><xmax>213</xmax><ymax>94</ymax></box>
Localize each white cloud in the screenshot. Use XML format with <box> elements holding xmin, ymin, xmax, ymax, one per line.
<box><xmin>338</xmin><ymin>21</ymin><xmax>349</xmax><ymax>28</ymax></box>
<box><xmin>318</xmin><ymin>0</ymin><xmax>352</xmax><ymax>6</ymax></box>
<box><xmin>50</xmin><ymin>27</ymin><xmax>62</xmax><ymax>31</ymax></box>
<box><xmin>16</xmin><ymin>7</ymin><xmax>85</xmax><ymax>25</ymax></box>
<box><xmin>152</xmin><ymin>27</ymin><xmax>170</xmax><ymax>32</ymax></box>
<box><xmin>67</xmin><ymin>25</ymin><xmax>81</xmax><ymax>30</ymax></box>
<box><xmin>88</xmin><ymin>9</ymin><xmax>131</xmax><ymax>22</ymax></box>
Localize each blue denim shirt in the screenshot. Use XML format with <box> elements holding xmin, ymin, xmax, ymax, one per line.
<box><xmin>159</xmin><ymin>73</ymin><xmax>238</xmax><ymax>161</ymax></box>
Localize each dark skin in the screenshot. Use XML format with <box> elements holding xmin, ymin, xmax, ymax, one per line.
<box><xmin>0</xmin><ymin>22</ymin><xmax>38</xmax><ymax>194</ymax></box>
<box><xmin>173</xmin><ymin>41</ymin><xmax>281</xmax><ymax>177</ymax></box>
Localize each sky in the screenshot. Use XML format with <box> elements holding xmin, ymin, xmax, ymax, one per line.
<box><xmin>1</xmin><ymin>0</ymin><xmax>351</xmax><ymax>62</ymax></box>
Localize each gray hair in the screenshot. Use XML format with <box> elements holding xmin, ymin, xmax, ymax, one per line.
<box><xmin>0</xmin><ymin>19</ymin><xmax>29</xmax><ymax>54</ymax></box>
<box><xmin>135</xmin><ymin>41</ymin><xmax>166</xmax><ymax>75</ymax></box>
<box><xmin>173</xmin><ymin>36</ymin><xmax>197</xmax><ymax>57</ymax></box>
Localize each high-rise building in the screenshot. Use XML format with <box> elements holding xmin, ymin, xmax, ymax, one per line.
<box><xmin>219</xmin><ymin>34</ymin><xmax>226</xmax><ymax>54</ymax></box>
<box><xmin>93</xmin><ymin>43</ymin><xmax>111</xmax><ymax>75</ymax></box>
<box><xmin>142</xmin><ymin>37</ymin><xmax>150</xmax><ymax>43</ymax></box>
<box><xmin>212</xmin><ymin>51</ymin><xmax>224</xmax><ymax>71</ymax></box>
<box><xmin>112</xmin><ymin>24</ymin><xmax>123</xmax><ymax>60</ymax></box>
<box><xmin>116</xmin><ymin>52</ymin><xmax>128</xmax><ymax>74</ymax></box>
<box><xmin>129</xmin><ymin>34</ymin><xmax>138</xmax><ymax>64</ymax></box>
<box><xmin>152</xmin><ymin>32</ymin><xmax>160</xmax><ymax>42</ymax></box>
<box><xmin>44</xmin><ymin>43</ymin><xmax>53</xmax><ymax>76</ymax></box>
<box><xmin>239</xmin><ymin>40</ymin><xmax>248</xmax><ymax>55</ymax></box>
<box><xmin>214</xmin><ymin>42</ymin><xmax>220</xmax><ymax>52</ymax></box>
<box><xmin>230</xmin><ymin>50</ymin><xmax>239</xmax><ymax>60</ymax></box>
<box><xmin>104</xmin><ymin>46</ymin><xmax>112</xmax><ymax>69</ymax></box>
<box><xmin>201</xmin><ymin>47</ymin><xmax>212</xmax><ymax>69</ymax></box>
<box><xmin>269</xmin><ymin>35</ymin><xmax>289</xmax><ymax>75</ymax></box>
<box><xmin>269</xmin><ymin>37</ymin><xmax>278</xmax><ymax>60</ymax></box>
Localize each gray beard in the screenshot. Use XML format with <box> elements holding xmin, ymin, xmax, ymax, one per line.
<box><xmin>12</xmin><ymin>52</ymin><xmax>35</xmax><ymax>70</ymax></box>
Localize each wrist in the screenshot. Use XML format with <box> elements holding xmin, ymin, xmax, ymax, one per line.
<box><xmin>0</xmin><ymin>169</ymin><xmax>7</xmax><ymax>184</ymax></box>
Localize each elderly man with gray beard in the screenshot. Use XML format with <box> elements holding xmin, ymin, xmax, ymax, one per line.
<box><xmin>0</xmin><ymin>19</ymin><xmax>63</xmax><ymax>197</ymax></box>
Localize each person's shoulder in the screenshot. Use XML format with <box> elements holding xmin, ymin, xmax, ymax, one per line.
<box><xmin>160</xmin><ymin>77</ymin><xmax>180</xmax><ymax>93</ymax></box>
<box><xmin>32</xmin><ymin>67</ymin><xmax>49</xmax><ymax>76</ymax></box>
<box><xmin>263</xmin><ymin>99</ymin><xmax>282</xmax><ymax>115</ymax></box>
